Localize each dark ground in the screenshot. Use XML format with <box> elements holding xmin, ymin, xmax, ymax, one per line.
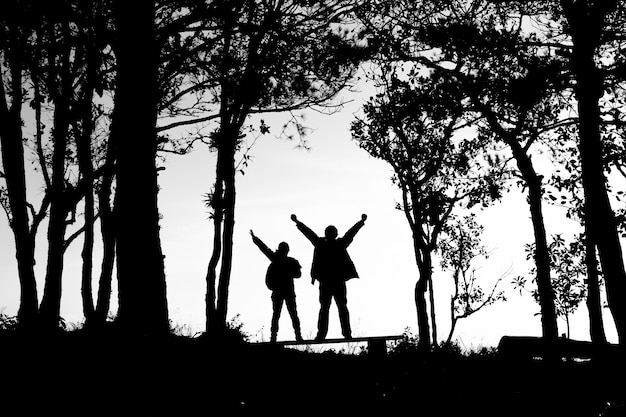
<box><xmin>2</xmin><ymin>330</ymin><xmax>624</xmax><ymax>416</ymax></box>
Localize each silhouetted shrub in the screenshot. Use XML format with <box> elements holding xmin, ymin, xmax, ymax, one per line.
<box><xmin>0</xmin><ymin>313</ymin><xmax>18</xmax><ymax>331</ymax></box>
<box><xmin>389</xmin><ymin>327</ymin><xmax>421</xmax><ymax>355</ymax></box>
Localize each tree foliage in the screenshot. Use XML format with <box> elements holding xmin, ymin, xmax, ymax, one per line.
<box><xmin>438</xmin><ymin>213</ymin><xmax>507</xmax><ymax>344</ymax></box>
<box><xmin>514</xmin><ymin>233</ymin><xmax>587</xmax><ymax>338</ymax></box>
<box><xmin>352</xmin><ymin>59</ymin><xmax>502</xmax><ymax>347</ymax></box>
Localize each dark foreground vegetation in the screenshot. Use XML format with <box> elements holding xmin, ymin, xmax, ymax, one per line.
<box><xmin>2</xmin><ymin>326</ymin><xmax>624</xmax><ymax>417</ymax></box>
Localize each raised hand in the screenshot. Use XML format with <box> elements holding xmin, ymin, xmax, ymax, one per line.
<box><xmin>291</xmin><ymin>214</ymin><xmax>298</xmax><ymax>222</ymax></box>
<box><xmin>361</xmin><ymin>214</ymin><xmax>367</xmax><ymax>222</ymax></box>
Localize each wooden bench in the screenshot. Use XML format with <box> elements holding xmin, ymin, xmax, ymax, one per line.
<box><xmin>256</xmin><ymin>335</ymin><xmax>405</xmax><ymax>356</ymax></box>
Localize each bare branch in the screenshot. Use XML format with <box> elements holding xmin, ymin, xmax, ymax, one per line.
<box><xmin>64</xmin><ymin>213</ymin><xmax>101</xmax><ymax>252</ymax></box>
<box><xmin>157</xmin><ymin>113</ymin><xmax>220</xmax><ymax>132</ymax></box>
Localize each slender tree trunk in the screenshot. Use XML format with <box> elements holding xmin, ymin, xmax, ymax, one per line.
<box><xmin>447</xmin><ymin>317</ymin><xmax>458</xmax><ymax>345</ymax></box>
<box><xmin>525</xmin><ymin>174</ymin><xmax>558</xmax><ymax>342</ymax></box>
<box><xmin>415</xmin><ymin>260</ymin><xmax>431</xmax><ymax>349</ymax></box>
<box><xmin>474</xmin><ymin>87</ymin><xmax>559</xmax><ymax>342</ymax></box>
<box><xmin>39</xmin><ymin>93</ymin><xmax>71</xmax><ymax>331</ymax></box>
<box><xmin>80</xmin><ymin>190</ymin><xmax>95</xmax><ymax>323</ymax></box>
<box><xmin>584</xmin><ymin>228</ymin><xmax>607</xmax><ymax>344</ymax></box>
<box><xmin>76</xmin><ymin>7</ymin><xmax>99</xmax><ymax>325</ymax></box>
<box><xmin>94</xmin><ymin>161</ymin><xmax>115</xmax><ymax>326</ymax></box>
<box><xmin>565</xmin><ymin>0</ymin><xmax>626</xmax><ymax>344</ymax></box>
<box><xmin>502</xmin><ymin>134</ymin><xmax>558</xmax><ymax>342</ymax></box>
<box><xmin>0</xmin><ymin>56</ymin><xmax>39</xmax><ymax>329</ymax></box>
<box><xmin>77</xmin><ymin>94</ymin><xmax>96</xmax><ymax>324</ymax></box>
<box><xmin>112</xmin><ymin>0</ymin><xmax>169</xmax><ymax>336</ymax></box>
<box><xmin>205</xmin><ymin>152</ymin><xmax>224</xmax><ymax>333</ymax></box>
<box><xmin>216</xmin><ymin>133</ymin><xmax>237</xmax><ymax>327</ymax></box>
<box><xmin>412</xmin><ymin>229</ymin><xmax>431</xmax><ymax>349</ymax></box>
<box><xmin>447</xmin><ymin>269</ymin><xmax>460</xmax><ymax>344</ymax></box>
<box><xmin>428</xmin><ymin>272</ymin><xmax>437</xmax><ymax>345</ymax></box>
<box><xmin>402</xmin><ymin>187</ymin><xmax>431</xmax><ymax>349</ymax></box>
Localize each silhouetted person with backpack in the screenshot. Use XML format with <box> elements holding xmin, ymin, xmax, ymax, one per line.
<box><xmin>250</xmin><ymin>230</ymin><xmax>303</xmax><ymax>343</ymax></box>
<box><xmin>291</xmin><ymin>213</ymin><xmax>367</xmax><ymax>341</ymax></box>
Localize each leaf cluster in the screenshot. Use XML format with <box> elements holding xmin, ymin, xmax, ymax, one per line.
<box><xmin>156</xmin><ymin>0</ymin><xmax>365</xmax><ymax>152</ymax></box>
<box><xmin>516</xmin><ymin>233</ymin><xmax>587</xmax><ymax>319</ymax></box>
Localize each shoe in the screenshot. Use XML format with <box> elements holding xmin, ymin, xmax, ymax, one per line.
<box><xmin>295</xmin><ymin>334</ymin><xmax>303</xmax><ymax>343</ymax></box>
<box><xmin>314</xmin><ymin>335</ymin><xmax>325</xmax><ymax>342</ymax></box>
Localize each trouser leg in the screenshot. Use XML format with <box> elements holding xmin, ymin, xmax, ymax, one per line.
<box><xmin>271</xmin><ymin>292</ymin><xmax>284</xmax><ymax>342</ymax></box>
<box><xmin>285</xmin><ymin>293</ymin><xmax>302</xmax><ymax>341</ymax></box>
<box><xmin>317</xmin><ymin>283</ymin><xmax>332</xmax><ymax>340</ymax></box>
<box><xmin>335</xmin><ymin>281</ymin><xmax>351</xmax><ymax>338</ymax></box>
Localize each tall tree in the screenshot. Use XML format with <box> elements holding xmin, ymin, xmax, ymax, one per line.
<box><xmin>37</xmin><ymin>0</ymin><xmax>84</xmax><ymax>330</ymax></box>
<box><xmin>559</xmin><ymin>0</ymin><xmax>626</xmax><ymax>344</ymax></box>
<box><xmin>0</xmin><ymin>0</ymin><xmax>39</xmax><ymax>329</ymax></box>
<box><xmin>357</xmin><ymin>0</ymin><xmax>565</xmax><ymax>343</ymax></box>
<box><xmin>110</xmin><ymin>0</ymin><xmax>169</xmax><ymax>336</ymax></box>
<box><xmin>209</xmin><ymin>0</ymin><xmax>363</xmax><ymax>332</ymax></box>
<box><xmin>352</xmin><ymin>68</ymin><xmax>498</xmax><ymax>349</ymax></box>
<box><xmin>546</xmin><ymin>123</ymin><xmax>608</xmax><ymax>343</ymax></box>
<box><xmin>71</xmin><ymin>0</ymin><xmax>116</xmax><ymax>327</ymax></box>
<box><xmin>151</xmin><ymin>0</ymin><xmax>363</xmax><ymax>333</ymax></box>
<box><xmin>1</xmin><ymin>0</ymin><xmax>114</xmax><ymax>331</ymax></box>
<box><xmin>24</xmin><ymin>1</ymin><xmax>114</xmax><ymax>331</ymax></box>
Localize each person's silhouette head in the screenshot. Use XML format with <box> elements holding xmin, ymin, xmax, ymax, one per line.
<box><xmin>277</xmin><ymin>242</ymin><xmax>289</xmax><ymax>256</ymax></box>
<box><xmin>325</xmin><ymin>225</ymin><xmax>338</xmax><ymax>240</ymax></box>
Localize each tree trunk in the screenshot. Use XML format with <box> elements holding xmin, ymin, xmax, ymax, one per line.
<box><xmin>205</xmin><ymin>151</ymin><xmax>224</xmax><ymax>333</ymax></box>
<box><xmin>584</xmin><ymin>227</ymin><xmax>607</xmax><ymax>344</ymax></box>
<box><xmin>415</xmin><ymin>265</ymin><xmax>431</xmax><ymax>349</ymax></box>
<box><xmin>525</xmin><ymin>174</ymin><xmax>558</xmax><ymax>342</ymax></box>
<box><xmin>412</xmin><ymin>229</ymin><xmax>432</xmax><ymax>350</ymax></box>
<box><xmin>38</xmin><ymin>86</ymin><xmax>72</xmax><ymax>331</ymax></box>
<box><xmin>94</xmin><ymin>161</ymin><xmax>115</xmax><ymax>326</ymax></box>
<box><xmin>402</xmin><ymin>187</ymin><xmax>431</xmax><ymax>349</ymax></box>
<box><xmin>111</xmin><ymin>0</ymin><xmax>169</xmax><ymax>336</ymax></box>
<box><xmin>447</xmin><ymin>269</ymin><xmax>460</xmax><ymax>344</ymax></box>
<box><xmin>473</xmin><ymin>80</ymin><xmax>559</xmax><ymax>342</ymax></box>
<box><xmin>0</xmin><ymin>56</ymin><xmax>39</xmax><ymax>329</ymax></box>
<box><xmin>38</xmin><ymin>15</ymin><xmax>83</xmax><ymax>328</ymax></box>
<box><xmin>216</xmin><ymin>133</ymin><xmax>237</xmax><ymax>327</ymax></box>
<box><xmin>77</xmin><ymin>95</ymin><xmax>96</xmax><ymax>325</ymax></box>
<box><xmin>77</xmin><ymin>9</ymin><xmax>99</xmax><ymax>325</ymax></box>
<box><xmin>447</xmin><ymin>316</ymin><xmax>458</xmax><ymax>345</ymax></box>
<box><xmin>565</xmin><ymin>0</ymin><xmax>626</xmax><ymax>344</ymax></box>
<box><xmin>428</xmin><ymin>272</ymin><xmax>437</xmax><ymax>345</ymax></box>
<box><xmin>503</xmin><ymin>133</ymin><xmax>558</xmax><ymax>342</ymax></box>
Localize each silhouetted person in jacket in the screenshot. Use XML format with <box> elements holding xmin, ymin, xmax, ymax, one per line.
<box><xmin>251</xmin><ymin>230</ymin><xmax>303</xmax><ymax>343</ymax></box>
<box><xmin>291</xmin><ymin>214</ymin><xmax>367</xmax><ymax>341</ymax></box>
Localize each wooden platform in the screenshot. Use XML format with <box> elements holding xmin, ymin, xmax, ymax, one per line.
<box><xmin>255</xmin><ymin>335</ymin><xmax>405</xmax><ymax>356</ymax></box>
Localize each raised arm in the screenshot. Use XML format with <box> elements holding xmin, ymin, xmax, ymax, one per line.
<box><xmin>291</xmin><ymin>214</ymin><xmax>319</xmax><ymax>244</ymax></box>
<box><xmin>250</xmin><ymin>230</ymin><xmax>274</xmax><ymax>260</ymax></box>
<box><xmin>342</xmin><ymin>214</ymin><xmax>367</xmax><ymax>245</ymax></box>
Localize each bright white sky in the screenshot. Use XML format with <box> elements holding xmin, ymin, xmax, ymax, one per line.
<box><xmin>0</xmin><ymin>85</ymin><xmax>619</xmax><ymax>349</ymax></box>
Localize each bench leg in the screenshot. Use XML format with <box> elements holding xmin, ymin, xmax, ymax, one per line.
<box><xmin>368</xmin><ymin>339</ymin><xmax>387</xmax><ymax>356</ymax></box>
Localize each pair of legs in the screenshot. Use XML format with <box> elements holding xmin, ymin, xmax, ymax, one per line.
<box><xmin>271</xmin><ymin>291</ymin><xmax>302</xmax><ymax>342</ymax></box>
<box><xmin>316</xmin><ymin>280</ymin><xmax>351</xmax><ymax>341</ymax></box>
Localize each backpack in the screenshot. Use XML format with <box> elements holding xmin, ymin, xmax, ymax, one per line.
<box><xmin>265</xmin><ymin>257</ymin><xmax>301</xmax><ymax>290</ymax></box>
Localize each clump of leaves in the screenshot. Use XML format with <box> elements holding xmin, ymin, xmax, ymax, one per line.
<box><xmin>0</xmin><ymin>313</ymin><xmax>18</xmax><ymax>331</ymax></box>
<box><xmin>225</xmin><ymin>314</ymin><xmax>250</xmax><ymax>343</ymax></box>
<box><xmin>513</xmin><ymin>233</ymin><xmax>587</xmax><ymax>337</ymax></box>
<box><xmin>389</xmin><ymin>327</ymin><xmax>422</xmax><ymax>355</ymax></box>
